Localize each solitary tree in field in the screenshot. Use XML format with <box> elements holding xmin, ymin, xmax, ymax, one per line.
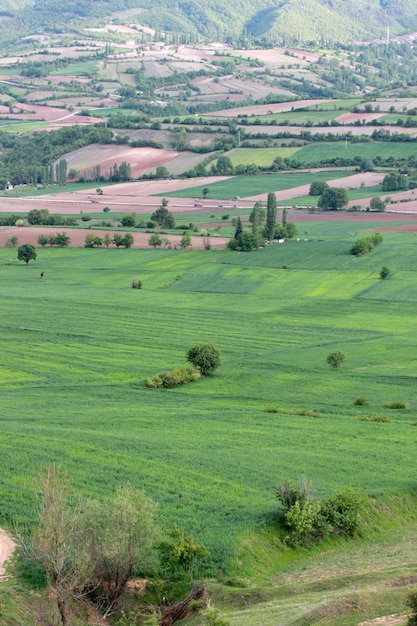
<box><xmin>180</xmin><ymin>232</ymin><xmax>191</xmax><ymax>249</ymax></box>
<box><xmin>187</xmin><ymin>342</ymin><xmax>221</xmax><ymax>375</ymax></box>
<box><xmin>149</xmin><ymin>233</ymin><xmax>162</xmax><ymax>248</ymax></box>
<box><xmin>380</xmin><ymin>266</ymin><xmax>390</xmax><ymax>279</ymax></box>
<box><xmin>202</xmin><ymin>187</ymin><xmax>209</xmax><ymax>200</ymax></box>
<box><xmin>327</xmin><ymin>350</ymin><xmax>346</xmax><ymax>369</ymax></box>
<box><xmin>17</xmin><ymin>243</ymin><xmax>37</xmax><ymax>264</ymax></box>
<box><xmin>265</xmin><ymin>192</ymin><xmax>277</xmax><ymax>241</ymax></box>
<box><xmin>318</xmin><ymin>188</ymin><xmax>349</xmax><ymax>211</ymax></box>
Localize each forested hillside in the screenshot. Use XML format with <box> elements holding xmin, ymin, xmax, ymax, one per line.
<box><xmin>0</xmin><ymin>0</ymin><xmax>416</xmax><ymax>49</ymax></box>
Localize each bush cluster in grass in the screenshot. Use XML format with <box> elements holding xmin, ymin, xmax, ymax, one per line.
<box><xmin>264</xmin><ymin>406</ymin><xmax>322</xmax><ymax>418</ymax></box>
<box><xmin>277</xmin><ymin>478</ymin><xmax>367</xmax><ymax>546</ymax></box>
<box><xmin>355</xmin><ymin>415</ymin><xmax>392</xmax><ymax>423</ymax></box>
<box><xmin>354</xmin><ymin>396</ymin><xmax>370</xmax><ymax>406</ymax></box>
<box><xmin>383</xmin><ymin>400</ymin><xmax>409</xmax><ymax>409</ymax></box>
<box><xmin>350</xmin><ymin>233</ymin><xmax>383</xmax><ymax>256</ymax></box>
<box><xmin>145</xmin><ymin>365</ymin><xmax>201</xmax><ymax>389</ymax></box>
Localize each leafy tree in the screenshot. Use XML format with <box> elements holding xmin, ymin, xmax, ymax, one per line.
<box><xmin>155</xmin><ymin>165</ymin><xmax>169</xmax><ymax>179</ymax></box>
<box><xmin>309</xmin><ymin>181</ymin><xmax>329</xmax><ymax>196</ymax></box>
<box><xmin>158</xmin><ymin>524</ymin><xmax>208</xmax><ymax>582</ymax></box>
<box><xmin>29</xmin><ymin>466</ymin><xmax>93</xmax><ymax>626</ymax></box>
<box><xmin>180</xmin><ymin>232</ymin><xmax>191</xmax><ymax>249</ymax></box>
<box><xmin>235</xmin><ymin>230</ymin><xmax>261</xmax><ymax>251</ymax></box>
<box><xmin>6</xmin><ymin>235</ymin><xmax>18</xmax><ymax>247</ymax></box>
<box><xmin>37</xmin><ymin>234</ymin><xmax>49</xmax><ymax>247</ymax></box>
<box><xmin>249</xmin><ymin>201</ymin><xmax>265</xmax><ymax>234</ymax></box>
<box><xmin>121</xmin><ymin>233</ymin><xmax>134</xmax><ymax>248</ymax></box>
<box><xmin>81</xmin><ymin>486</ymin><xmax>159</xmax><ymax>612</ymax></box>
<box><xmin>318</xmin><ymin>187</ymin><xmax>349</xmax><ymax>211</ymax></box>
<box><xmin>327</xmin><ymin>350</ymin><xmax>346</xmax><ymax>369</ymax></box>
<box><xmin>151</xmin><ymin>199</ymin><xmax>169</xmax><ymax>226</ymax></box>
<box><xmin>54</xmin><ymin>232</ymin><xmax>71</xmax><ymax>247</ymax></box>
<box><xmin>265</xmin><ymin>192</ymin><xmax>277</xmax><ymax>241</ymax></box>
<box><xmin>17</xmin><ymin>243</ymin><xmax>36</xmax><ymax>264</ymax></box>
<box><xmin>187</xmin><ymin>342</ymin><xmax>220</xmax><ymax>375</ymax></box>
<box><xmin>113</xmin><ymin>233</ymin><xmax>124</xmax><ymax>247</ymax></box>
<box><xmin>202</xmin><ymin>187</ymin><xmax>209</xmax><ymax>200</ymax></box>
<box><xmin>213</xmin><ymin>156</ymin><xmax>233</xmax><ymax>175</ymax></box>
<box><xmin>104</xmin><ymin>233</ymin><xmax>112</xmax><ymax>248</ymax></box>
<box><xmin>121</xmin><ymin>215</ymin><xmax>136</xmax><ymax>228</ymax></box>
<box><xmin>149</xmin><ymin>233</ymin><xmax>162</xmax><ymax>248</ymax></box>
<box><xmin>382</xmin><ymin>171</ymin><xmax>407</xmax><ymax>191</ymax></box>
<box><xmin>369</xmin><ymin>196</ymin><xmax>385</xmax><ymax>212</ymax></box>
<box><xmin>162</xmin><ymin>212</ymin><xmax>176</xmax><ymax>229</ymax></box>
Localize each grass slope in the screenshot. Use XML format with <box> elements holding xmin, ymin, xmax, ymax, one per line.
<box><xmin>1</xmin><ymin>227</ymin><xmax>417</xmax><ymax>573</ymax></box>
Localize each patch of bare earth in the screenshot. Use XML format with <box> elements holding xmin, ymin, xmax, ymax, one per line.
<box><xmin>358</xmin><ymin>614</ymin><xmax>407</xmax><ymax>626</ymax></box>
<box><xmin>0</xmin><ymin>529</ymin><xmax>16</xmax><ymax>579</ymax></box>
<box><xmin>0</xmin><ymin>227</ymin><xmax>228</xmax><ymax>250</ymax></box>
<box><xmin>204</xmin><ymin>99</ymin><xmax>331</xmax><ymax>118</ymax></box>
<box><xmin>63</xmin><ymin>145</ymin><xmax>180</xmax><ymax>179</ymax></box>
<box><xmin>335</xmin><ymin>112</ymin><xmax>385</xmax><ymax>124</ymax></box>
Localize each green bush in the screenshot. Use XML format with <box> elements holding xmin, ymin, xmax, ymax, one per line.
<box><xmin>354</xmin><ymin>396</ymin><xmax>369</xmax><ymax>406</ymax></box>
<box><xmin>276</xmin><ymin>477</ymin><xmax>311</xmax><ymax>513</ymax></box>
<box><xmin>284</xmin><ymin>499</ymin><xmax>325</xmax><ymax>545</ymax></box>
<box><xmin>145</xmin><ymin>365</ymin><xmax>201</xmax><ymax>389</ymax></box>
<box><xmin>187</xmin><ymin>343</ymin><xmax>221</xmax><ymax>375</ymax></box>
<box><xmin>383</xmin><ymin>400</ymin><xmax>409</xmax><ymax>409</ymax></box>
<box><xmin>321</xmin><ymin>487</ymin><xmax>366</xmax><ymax>537</ymax></box>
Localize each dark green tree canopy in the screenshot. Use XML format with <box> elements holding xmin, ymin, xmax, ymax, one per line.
<box><xmin>187</xmin><ymin>342</ymin><xmax>221</xmax><ymax>375</ymax></box>
<box><xmin>318</xmin><ymin>187</ymin><xmax>349</xmax><ymax>211</ymax></box>
<box><xmin>17</xmin><ymin>243</ymin><xmax>37</xmax><ymax>264</ymax></box>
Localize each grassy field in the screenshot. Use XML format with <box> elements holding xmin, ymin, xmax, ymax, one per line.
<box><xmin>296</xmin><ymin>140</ymin><xmax>417</xmax><ymax>163</ymax></box>
<box><xmin>162</xmin><ymin>171</ymin><xmax>354</xmax><ymax>200</ymax></box>
<box><xmin>1</xmin><ymin>225</ymin><xmax>417</xmax><ymax>576</ymax></box>
<box><xmin>224</xmin><ymin>147</ymin><xmax>299</xmax><ymax>167</ymax></box>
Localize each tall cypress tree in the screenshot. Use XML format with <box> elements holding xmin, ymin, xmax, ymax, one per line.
<box><xmin>265</xmin><ymin>192</ymin><xmax>277</xmax><ymax>241</ymax></box>
<box><xmin>234</xmin><ymin>216</ymin><xmax>243</xmax><ymax>240</ymax></box>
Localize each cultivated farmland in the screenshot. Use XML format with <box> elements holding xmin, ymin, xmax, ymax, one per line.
<box><xmin>1</xmin><ymin>226</ymin><xmax>417</xmax><ymax>572</ymax></box>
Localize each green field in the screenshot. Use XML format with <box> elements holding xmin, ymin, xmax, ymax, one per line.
<box><xmin>1</xmin><ymin>226</ymin><xmax>417</xmax><ymax>572</ymax></box>
<box><xmin>163</xmin><ymin>171</ymin><xmax>354</xmax><ymax>200</ymax></box>
<box><xmin>296</xmin><ymin>140</ymin><xmax>417</xmax><ymax>163</ymax></box>
<box><xmin>225</xmin><ymin>147</ymin><xmax>299</xmax><ymax>167</ymax></box>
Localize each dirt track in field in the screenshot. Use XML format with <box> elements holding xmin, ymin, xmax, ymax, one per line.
<box><xmin>0</xmin><ymin>529</ymin><xmax>15</xmax><ymax>579</ymax></box>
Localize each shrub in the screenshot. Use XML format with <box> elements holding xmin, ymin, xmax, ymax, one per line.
<box><xmin>354</xmin><ymin>396</ymin><xmax>369</xmax><ymax>406</ymax></box>
<box><xmin>406</xmin><ymin>590</ymin><xmax>417</xmax><ymax>626</ymax></box>
<box><xmin>326</xmin><ymin>350</ymin><xmax>346</xmax><ymax>369</ymax></box>
<box><xmin>145</xmin><ymin>365</ymin><xmax>201</xmax><ymax>389</ymax></box>
<box><xmin>187</xmin><ymin>343</ymin><xmax>221</xmax><ymax>375</ymax></box>
<box><xmin>321</xmin><ymin>487</ymin><xmax>366</xmax><ymax>537</ymax></box>
<box><xmin>131</xmin><ymin>280</ymin><xmax>142</xmax><ymax>289</ymax></box>
<box><xmin>383</xmin><ymin>400</ymin><xmax>409</xmax><ymax>409</ymax></box>
<box><xmin>284</xmin><ymin>499</ymin><xmax>324</xmax><ymax>545</ymax></box>
<box><xmin>276</xmin><ymin>476</ymin><xmax>312</xmax><ymax>513</ymax></box>
<box><xmin>380</xmin><ymin>266</ymin><xmax>390</xmax><ymax>279</ymax></box>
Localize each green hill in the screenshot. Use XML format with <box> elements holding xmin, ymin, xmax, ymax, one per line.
<box><xmin>1</xmin><ymin>0</ymin><xmax>417</xmax><ymax>49</ymax></box>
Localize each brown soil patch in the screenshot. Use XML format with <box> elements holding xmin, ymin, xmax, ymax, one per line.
<box><xmin>358</xmin><ymin>614</ymin><xmax>406</xmax><ymax>626</ymax></box>
<box><xmin>335</xmin><ymin>112</ymin><xmax>385</xmax><ymax>124</ymax></box>
<box><xmin>64</xmin><ymin>145</ymin><xmax>180</xmax><ymax>179</ymax></box>
<box><xmin>0</xmin><ymin>529</ymin><xmax>16</xmax><ymax>579</ymax></box>
<box><xmin>204</xmin><ymin>99</ymin><xmax>331</xmax><ymax>118</ymax></box>
<box><xmin>0</xmin><ymin>227</ymin><xmax>228</xmax><ymax>250</ymax></box>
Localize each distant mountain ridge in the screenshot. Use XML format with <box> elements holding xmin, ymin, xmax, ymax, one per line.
<box><xmin>1</xmin><ymin>0</ymin><xmax>417</xmax><ymax>46</ymax></box>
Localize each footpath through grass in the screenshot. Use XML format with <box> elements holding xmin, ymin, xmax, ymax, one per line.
<box><xmin>1</xmin><ymin>228</ymin><xmax>417</xmax><ymax>571</ymax></box>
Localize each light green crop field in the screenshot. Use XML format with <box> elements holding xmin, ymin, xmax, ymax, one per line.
<box><xmin>224</xmin><ymin>147</ymin><xmax>299</xmax><ymax>167</ymax></box>
<box><xmin>162</xmin><ymin>171</ymin><xmax>353</xmax><ymax>200</ymax></box>
<box><xmin>50</xmin><ymin>60</ymin><xmax>101</xmax><ymax>76</ymax></box>
<box><xmin>295</xmin><ymin>140</ymin><xmax>417</xmax><ymax>163</ymax></box>
<box><xmin>1</xmin><ymin>227</ymin><xmax>417</xmax><ymax>570</ymax></box>
<box><xmin>241</xmin><ymin>110</ymin><xmax>340</xmax><ymax>124</ymax></box>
